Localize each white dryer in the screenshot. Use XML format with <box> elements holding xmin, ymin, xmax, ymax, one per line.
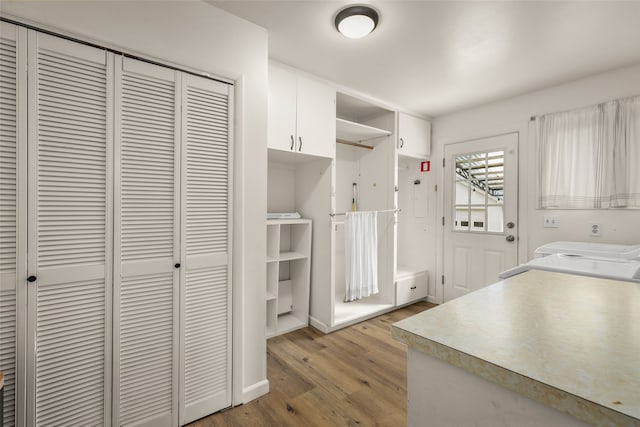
<box><xmin>534</xmin><ymin>241</ymin><xmax>640</xmax><ymax>260</ymax></box>
<box><xmin>500</xmin><ymin>241</ymin><xmax>640</xmax><ymax>283</ymax></box>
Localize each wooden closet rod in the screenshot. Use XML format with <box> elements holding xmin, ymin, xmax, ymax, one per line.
<box><xmin>336</xmin><ymin>139</ymin><xmax>374</xmax><ymax>150</ymax></box>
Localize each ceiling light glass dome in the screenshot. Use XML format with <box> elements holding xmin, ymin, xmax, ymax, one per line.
<box><xmin>335</xmin><ymin>6</ymin><xmax>379</xmax><ymax>39</ymax></box>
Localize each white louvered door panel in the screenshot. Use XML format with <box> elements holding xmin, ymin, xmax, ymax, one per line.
<box><xmin>26</xmin><ymin>32</ymin><xmax>113</xmax><ymax>427</ymax></box>
<box><xmin>179</xmin><ymin>74</ymin><xmax>232</xmax><ymax>425</ymax></box>
<box><xmin>0</xmin><ymin>22</ymin><xmax>26</xmax><ymax>427</ymax></box>
<box><xmin>114</xmin><ymin>56</ymin><xmax>179</xmax><ymax>427</ymax></box>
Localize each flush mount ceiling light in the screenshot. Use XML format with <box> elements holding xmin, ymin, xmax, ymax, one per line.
<box><xmin>335</xmin><ymin>5</ymin><xmax>379</xmax><ymax>39</ymax></box>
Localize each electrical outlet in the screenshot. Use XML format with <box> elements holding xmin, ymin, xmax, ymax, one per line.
<box><xmin>589</xmin><ymin>223</ymin><xmax>602</xmax><ymax>237</ymax></box>
<box><xmin>543</xmin><ymin>215</ymin><xmax>559</xmax><ymax>228</ymax></box>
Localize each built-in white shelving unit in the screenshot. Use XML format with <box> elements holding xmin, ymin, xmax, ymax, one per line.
<box><xmin>336</xmin><ymin>117</ymin><xmax>391</xmax><ymax>143</ymax></box>
<box><xmin>266</xmin><ymin>218</ymin><xmax>312</xmax><ymax>338</ymax></box>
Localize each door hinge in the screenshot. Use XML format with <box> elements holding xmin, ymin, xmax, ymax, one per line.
<box><xmin>434</xmin><ymin>184</ymin><xmax>438</xmax><ymax>192</ymax></box>
<box><xmin>442</xmin><ymin>158</ymin><xmax>445</xmax><ymax>167</ymax></box>
<box><xmin>442</xmin><ymin>216</ymin><xmax>445</xmax><ymax>226</ymax></box>
<box><xmin>441</xmin><ymin>275</ymin><xmax>445</xmax><ymax>285</ymax></box>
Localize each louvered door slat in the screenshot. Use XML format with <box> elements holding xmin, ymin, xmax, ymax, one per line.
<box><xmin>28</xmin><ymin>32</ymin><xmax>111</xmax><ymax>427</ymax></box>
<box><xmin>180</xmin><ymin>74</ymin><xmax>232</xmax><ymax>425</ymax></box>
<box><xmin>114</xmin><ymin>56</ymin><xmax>178</xmax><ymax>427</ymax></box>
<box><xmin>0</xmin><ymin>23</ymin><xmax>21</xmax><ymax>427</ymax></box>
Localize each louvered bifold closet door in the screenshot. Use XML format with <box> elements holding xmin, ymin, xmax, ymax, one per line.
<box><xmin>26</xmin><ymin>31</ymin><xmax>113</xmax><ymax>427</ymax></box>
<box><xmin>113</xmin><ymin>56</ymin><xmax>179</xmax><ymax>427</ymax></box>
<box><xmin>179</xmin><ymin>74</ymin><xmax>232</xmax><ymax>425</ymax></box>
<box><xmin>0</xmin><ymin>22</ymin><xmax>26</xmax><ymax>427</ymax></box>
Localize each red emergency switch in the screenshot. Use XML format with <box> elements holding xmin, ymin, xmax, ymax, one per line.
<box><xmin>421</xmin><ymin>161</ymin><xmax>430</xmax><ymax>172</ymax></box>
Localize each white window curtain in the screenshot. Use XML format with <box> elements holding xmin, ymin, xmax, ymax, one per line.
<box><xmin>602</xmin><ymin>96</ymin><xmax>640</xmax><ymax>207</ymax></box>
<box><xmin>536</xmin><ymin>95</ymin><xmax>640</xmax><ymax>209</ymax></box>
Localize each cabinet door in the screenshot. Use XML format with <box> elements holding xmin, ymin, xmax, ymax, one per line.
<box><xmin>296</xmin><ymin>76</ymin><xmax>336</xmax><ymax>158</ymax></box>
<box><xmin>179</xmin><ymin>74</ymin><xmax>232</xmax><ymax>425</ymax></box>
<box><xmin>26</xmin><ymin>32</ymin><xmax>112</xmax><ymax>426</ymax></box>
<box><xmin>398</xmin><ymin>112</ymin><xmax>431</xmax><ymax>158</ymax></box>
<box><xmin>268</xmin><ymin>66</ymin><xmax>297</xmax><ymax>153</ymax></box>
<box><xmin>114</xmin><ymin>56</ymin><xmax>179</xmax><ymax>427</ymax></box>
<box><xmin>0</xmin><ymin>22</ymin><xmax>26</xmax><ymax>427</ymax></box>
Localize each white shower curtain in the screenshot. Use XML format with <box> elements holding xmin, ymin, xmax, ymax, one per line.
<box><xmin>344</xmin><ymin>211</ymin><xmax>379</xmax><ymax>302</ymax></box>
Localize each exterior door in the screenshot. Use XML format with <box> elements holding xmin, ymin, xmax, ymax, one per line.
<box><xmin>443</xmin><ymin>133</ymin><xmax>518</xmax><ymax>302</ymax></box>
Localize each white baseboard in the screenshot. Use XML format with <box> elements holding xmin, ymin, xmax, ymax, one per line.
<box><xmin>309</xmin><ymin>316</ymin><xmax>330</xmax><ymax>333</ymax></box>
<box><xmin>427</xmin><ymin>295</ymin><xmax>439</xmax><ymax>304</ymax></box>
<box><xmin>242</xmin><ymin>379</ymin><xmax>269</xmax><ymax>403</ymax></box>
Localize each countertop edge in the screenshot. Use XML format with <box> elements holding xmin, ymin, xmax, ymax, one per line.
<box><xmin>391</xmin><ymin>325</ymin><xmax>639</xmax><ymax>427</ymax></box>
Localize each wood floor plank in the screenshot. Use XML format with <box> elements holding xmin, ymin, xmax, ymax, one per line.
<box><xmin>187</xmin><ymin>301</ymin><xmax>436</xmax><ymax>427</ymax></box>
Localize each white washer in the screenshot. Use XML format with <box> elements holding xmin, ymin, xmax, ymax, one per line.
<box><xmin>500</xmin><ymin>241</ymin><xmax>640</xmax><ymax>283</ymax></box>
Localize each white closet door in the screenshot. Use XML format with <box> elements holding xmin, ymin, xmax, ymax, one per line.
<box><xmin>179</xmin><ymin>74</ymin><xmax>232</xmax><ymax>425</ymax></box>
<box><xmin>0</xmin><ymin>22</ymin><xmax>26</xmax><ymax>427</ymax></box>
<box><xmin>113</xmin><ymin>56</ymin><xmax>179</xmax><ymax>427</ymax></box>
<box><xmin>26</xmin><ymin>32</ymin><xmax>113</xmax><ymax>426</ymax></box>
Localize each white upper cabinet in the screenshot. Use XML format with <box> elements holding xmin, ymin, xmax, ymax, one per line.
<box><xmin>268</xmin><ymin>65</ymin><xmax>298</xmax><ymax>153</ymax></box>
<box><xmin>268</xmin><ymin>65</ymin><xmax>335</xmax><ymax>158</ymax></box>
<box><xmin>296</xmin><ymin>75</ymin><xmax>336</xmax><ymax>158</ymax></box>
<box><xmin>398</xmin><ymin>112</ymin><xmax>431</xmax><ymax>158</ymax></box>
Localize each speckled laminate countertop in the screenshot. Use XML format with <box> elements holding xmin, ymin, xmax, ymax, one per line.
<box><xmin>392</xmin><ymin>269</ymin><xmax>640</xmax><ymax>427</ymax></box>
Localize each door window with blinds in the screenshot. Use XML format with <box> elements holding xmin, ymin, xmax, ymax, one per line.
<box><xmin>0</xmin><ymin>22</ymin><xmax>233</xmax><ymax>427</ymax></box>
<box><xmin>454</xmin><ymin>150</ymin><xmax>505</xmax><ymax>233</ymax></box>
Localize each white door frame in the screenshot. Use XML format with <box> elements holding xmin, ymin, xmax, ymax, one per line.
<box><xmin>438</xmin><ymin>130</ymin><xmax>523</xmax><ymax>303</ymax></box>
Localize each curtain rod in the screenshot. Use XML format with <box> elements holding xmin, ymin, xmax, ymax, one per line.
<box><xmin>330</xmin><ymin>208</ymin><xmax>400</xmax><ymax>217</ymax></box>
<box><xmin>336</xmin><ymin>139</ymin><xmax>375</xmax><ymax>150</ymax></box>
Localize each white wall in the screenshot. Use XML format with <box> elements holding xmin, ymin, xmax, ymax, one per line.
<box><xmin>432</xmin><ymin>62</ymin><xmax>640</xmax><ymax>284</ymax></box>
<box><xmin>267</xmin><ymin>161</ymin><xmax>295</xmax><ymax>213</ymax></box>
<box><xmin>0</xmin><ymin>0</ymin><xmax>269</xmax><ymax>403</ymax></box>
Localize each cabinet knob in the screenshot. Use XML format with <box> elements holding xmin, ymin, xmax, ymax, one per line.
<box><xmin>290</xmin><ymin>135</ymin><xmax>294</xmax><ymax>151</ymax></box>
<box><xmin>27</xmin><ymin>275</ymin><xmax>37</xmax><ymax>283</ymax></box>
<box><xmin>175</xmin><ymin>263</ymin><xmax>181</xmax><ymax>269</ymax></box>
<box><xmin>298</xmin><ymin>136</ymin><xmax>302</xmax><ymax>151</ymax></box>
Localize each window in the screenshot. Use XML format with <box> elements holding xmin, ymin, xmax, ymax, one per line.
<box><xmin>536</xmin><ymin>95</ymin><xmax>640</xmax><ymax>209</ymax></box>
<box><xmin>454</xmin><ymin>150</ymin><xmax>504</xmax><ymax>233</ymax></box>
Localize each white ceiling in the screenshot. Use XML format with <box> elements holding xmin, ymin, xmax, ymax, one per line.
<box><xmin>209</xmin><ymin>1</ymin><xmax>640</xmax><ymax>118</ymax></box>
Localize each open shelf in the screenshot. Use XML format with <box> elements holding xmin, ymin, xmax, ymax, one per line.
<box><xmin>334</xmin><ymin>298</ymin><xmax>395</xmax><ymax>328</ymax></box>
<box><xmin>336</xmin><ymin>117</ymin><xmax>391</xmax><ymax>143</ymax></box>
<box><xmin>279</xmin><ymin>251</ymin><xmax>307</xmax><ymax>261</ymax></box>
<box><xmin>276</xmin><ymin>312</ymin><xmax>307</xmax><ymax>335</ymax></box>
<box><xmin>397</xmin><ymin>264</ymin><xmax>428</xmax><ymax>279</ymax></box>
<box><xmin>265</xmin><ymin>218</ymin><xmax>312</xmax><ymax>338</ymax></box>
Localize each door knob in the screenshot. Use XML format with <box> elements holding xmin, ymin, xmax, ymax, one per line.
<box><xmin>506</xmin><ymin>235</ymin><xmax>515</xmax><ymax>242</ymax></box>
<box><xmin>506</xmin><ymin>222</ymin><xmax>515</xmax><ymax>229</ymax></box>
<box><xmin>27</xmin><ymin>275</ymin><xmax>37</xmax><ymax>282</ymax></box>
<box><xmin>174</xmin><ymin>263</ymin><xmax>181</xmax><ymax>269</ymax></box>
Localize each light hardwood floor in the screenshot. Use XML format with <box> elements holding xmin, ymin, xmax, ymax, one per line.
<box><xmin>188</xmin><ymin>301</ymin><xmax>436</xmax><ymax>427</ymax></box>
